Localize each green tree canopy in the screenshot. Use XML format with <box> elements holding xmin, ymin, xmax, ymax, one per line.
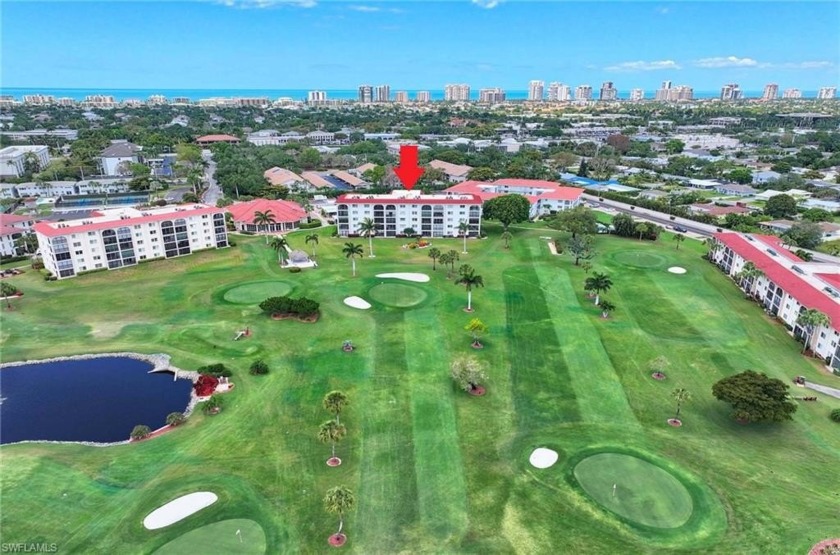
<box><xmin>481</xmin><ymin>194</ymin><xmax>531</xmax><ymax>229</ymax></box>
<box><xmin>549</xmin><ymin>206</ymin><xmax>598</xmax><ymax>238</ymax></box>
<box><xmin>764</xmin><ymin>194</ymin><xmax>798</xmax><ymax>218</ymax></box>
<box><xmin>727</xmin><ymin>167</ymin><xmax>754</xmax><ymax>185</ymax></box>
<box><xmin>712</xmin><ymin>370</ymin><xmax>797</xmax><ymax>423</ymax></box>
<box><xmin>783</xmin><ymin>222</ymin><xmax>823</xmax><ymax>250</ymax></box>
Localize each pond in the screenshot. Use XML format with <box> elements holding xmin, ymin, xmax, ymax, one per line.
<box><xmin>0</xmin><ymin>356</ymin><xmax>193</xmax><ymax>445</ymax></box>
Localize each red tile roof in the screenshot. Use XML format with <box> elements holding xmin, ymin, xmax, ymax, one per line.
<box><xmin>33</xmin><ymin>205</ymin><xmax>222</xmax><ymax>238</ymax></box>
<box><xmin>196</xmin><ymin>134</ymin><xmax>240</xmax><ymax>143</ymax></box>
<box><xmin>816</xmin><ymin>273</ymin><xmax>840</xmax><ymax>289</ymax></box>
<box><xmin>752</xmin><ymin>235</ymin><xmax>802</xmax><ymax>262</ymax></box>
<box><xmin>714</xmin><ymin>232</ymin><xmax>840</xmax><ymax>324</ymax></box>
<box><xmin>0</xmin><ymin>214</ymin><xmax>35</xmax><ymax>226</ymax></box>
<box><xmin>226</xmin><ymin>199</ymin><xmax>307</xmax><ymax>224</ymax></box>
<box><xmin>444</xmin><ymin>179</ymin><xmax>584</xmax><ymax>202</ymax></box>
<box><xmin>0</xmin><ymin>225</ymin><xmax>24</xmax><ymax>237</ymax></box>
<box><xmin>689</xmin><ymin>204</ymin><xmax>750</xmax><ymax>217</ymax></box>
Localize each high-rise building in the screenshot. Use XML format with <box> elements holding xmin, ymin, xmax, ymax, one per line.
<box><xmin>147</xmin><ymin>95</ymin><xmax>167</xmax><ymax>105</ymax></box>
<box><xmin>673</xmin><ymin>85</ymin><xmax>694</xmax><ymax>101</ymax></box>
<box><xmin>415</xmin><ymin>91</ymin><xmax>431</xmax><ymax>103</ymax></box>
<box><xmin>444</xmin><ymin>84</ymin><xmax>471</xmax><ymax>101</ymax></box>
<box><xmin>720</xmin><ymin>83</ymin><xmax>743</xmax><ymax>101</ymax></box>
<box><xmin>374</xmin><ymin>85</ymin><xmax>391</xmax><ymax>102</ymax></box>
<box><xmin>783</xmin><ymin>88</ymin><xmax>802</xmax><ymax>99</ymax></box>
<box><xmin>394</xmin><ymin>91</ymin><xmax>409</xmax><ymax>103</ymax></box>
<box><xmin>358</xmin><ymin>85</ymin><xmax>373</xmax><ymax>103</ymax></box>
<box><xmin>307</xmin><ymin>90</ymin><xmax>327</xmax><ymax>103</ymax></box>
<box><xmin>548</xmin><ymin>82</ymin><xmax>572</xmax><ymax>101</ymax></box>
<box><xmin>630</xmin><ymin>88</ymin><xmax>645</xmax><ymax>101</ymax></box>
<box><xmin>23</xmin><ymin>94</ymin><xmax>55</xmax><ymax>105</ymax></box>
<box><xmin>761</xmin><ymin>84</ymin><xmax>778</xmax><ymax>101</ymax></box>
<box><xmin>528</xmin><ymin>80</ymin><xmax>545</xmax><ymax>101</ymax></box>
<box><xmin>655</xmin><ymin>81</ymin><xmax>672</xmax><ymax>101</ymax></box>
<box><xmin>478</xmin><ymin>88</ymin><xmax>506</xmax><ymax>103</ymax></box>
<box><xmin>575</xmin><ymin>85</ymin><xmax>593</xmax><ymax>101</ymax></box>
<box><xmin>599</xmin><ymin>81</ymin><xmax>618</xmax><ymax>101</ymax></box>
<box><xmin>818</xmin><ymin>87</ymin><xmax>837</xmax><ymax>99</ymax></box>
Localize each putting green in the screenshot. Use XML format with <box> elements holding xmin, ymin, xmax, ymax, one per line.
<box><xmin>223</xmin><ymin>281</ymin><xmax>292</xmax><ymax>304</ymax></box>
<box><xmin>612</xmin><ymin>251</ymin><xmax>667</xmax><ymax>269</ymax></box>
<box><xmin>154</xmin><ymin>519</ymin><xmax>266</xmax><ymax>554</ymax></box>
<box><xmin>574</xmin><ymin>453</ymin><xmax>693</xmax><ymax>528</ymax></box>
<box><xmin>368</xmin><ymin>282</ymin><xmax>428</xmax><ymax>308</ymax></box>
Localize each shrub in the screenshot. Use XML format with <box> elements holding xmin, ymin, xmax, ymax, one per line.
<box><xmin>250</xmin><ymin>359</ymin><xmax>269</xmax><ymax>375</ymax></box>
<box><xmin>194</xmin><ymin>374</ymin><xmax>219</xmax><ymax>396</ymax></box>
<box><xmin>289</xmin><ymin>266</ymin><xmax>302</xmax><ymax>273</ymax></box>
<box><xmin>299</xmin><ymin>220</ymin><xmax>322</xmax><ymax>229</ymax></box>
<box><xmin>197</xmin><ymin>363</ymin><xmax>232</xmax><ymax>378</ymax></box>
<box><xmin>202</xmin><ymin>394</ymin><xmax>223</xmax><ymax>414</ymax></box>
<box><xmin>166</xmin><ymin>412</ymin><xmax>186</xmax><ymax>426</ymax></box>
<box><xmin>130</xmin><ymin>425</ymin><xmax>151</xmax><ymax>440</ymax></box>
<box><xmin>830</xmin><ymin>408</ymin><xmax>840</xmax><ymax>423</ymax></box>
<box><xmin>228</xmin><ymin>240</ymin><xmax>237</xmax><ymax>247</ymax></box>
<box><xmin>259</xmin><ymin>295</ymin><xmax>320</xmax><ymax>317</ymax></box>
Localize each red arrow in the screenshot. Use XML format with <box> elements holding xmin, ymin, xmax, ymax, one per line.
<box><xmin>393</xmin><ymin>145</ymin><xmax>424</xmax><ymax>190</ymax></box>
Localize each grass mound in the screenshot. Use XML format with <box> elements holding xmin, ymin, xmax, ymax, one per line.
<box><xmin>223</xmin><ymin>281</ymin><xmax>293</xmax><ymax>304</ymax></box>
<box><xmin>154</xmin><ymin>519</ymin><xmax>266</xmax><ymax>554</ymax></box>
<box><xmin>368</xmin><ymin>283</ymin><xmax>428</xmax><ymax>308</ymax></box>
<box><xmin>612</xmin><ymin>251</ymin><xmax>667</xmax><ymax>269</ymax></box>
<box><xmin>573</xmin><ymin>453</ymin><xmax>693</xmax><ymax>528</ymax></box>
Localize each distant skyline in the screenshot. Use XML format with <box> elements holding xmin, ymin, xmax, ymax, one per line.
<box><xmin>1</xmin><ymin>1</ymin><xmax>838</xmax><ymax>91</ymax></box>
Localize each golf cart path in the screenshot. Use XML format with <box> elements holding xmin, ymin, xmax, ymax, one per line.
<box><xmin>804</xmin><ymin>381</ymin><xmax>840</xmax><ymax>399</ymax></box>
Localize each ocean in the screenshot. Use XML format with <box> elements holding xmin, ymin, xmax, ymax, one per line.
<box><xmin>0</xmin><ymin>87</ymin><xmax>805</xmax><ymax>102</ymax></box>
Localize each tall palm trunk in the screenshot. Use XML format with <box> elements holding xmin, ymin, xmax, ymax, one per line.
<box><xmin>467</xmin><ymin>289</ymin><xmax>472</xmax><ymax>311</ymax></box>
<box><xmin>351</xmin><ymin>258</ymin><xmax>357</xmax><ymax>277</ymax></box>
<box><xmin>463</xmin><ymin>234</ymin><xmax>467</xmax><ymax>254</ymax></box>
<box><xmin>337</xmin><ymin>515</ymin><xmax>344</xmax><ymax>534</ymax></box>
<box><xmin>368</xmin><ymin>236</ymin><xmax>374</xmax><ymax>257</ymax></box>
<box><xmin>594</xmin><ymin>293</ymin><xmax>600</xmax><ymax>306</ymax></box>
<box><xmin>331</xmin><ymin>441</ymin><xmax>336</xmax><ymax>458</ymax></box>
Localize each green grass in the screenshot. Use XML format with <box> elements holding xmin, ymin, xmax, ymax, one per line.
<box><xmin>154</xmin><ymin>519</ymin><xmax>266</xmax><ymax>554</ymax></box>
<box><xmin>1</xmin><ymin>225</ymin><xmax>839</xmax><ymax>554</ymax></box>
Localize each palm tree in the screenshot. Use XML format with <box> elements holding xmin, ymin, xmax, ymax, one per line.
<box><xmin>253</xmin><ymin>209</ymin><xmax>276</xmax><ymax>233</ymax></box>
<box><xmin>673</xmin><ymin>233</ymin><xmax>685</xmax><ymax>250</ymax></box>
<box><xmin>323</xmin><ymin>391</ymin><xmax>349</xmax><ymax>425</ymax></box>
<box><xmin>269</xmin><ymin>236</ymin><xmax>289</xmax><ymax>266</ymax></box>
<box><xmin>446</xmin><ymin>249</ymin><xmax>460</xmax><ymax>277</ymax></box>
<box><xmin>318</xmin><ymin>419</ymin><xmax>346</xmax><ymax>464</ymax></box>
<box><xmin>358</xmin><ymin>217</ymin><xmax>377</xmax><ymax>258</ymax></box>
<box><xmin>599</xmin><ymin>299</ymin><xmax>615</xmax><ymax>318</ymax></box>
<box><xmin>428</xmin><ymin>247</ymin><xmax>441</xmax><ymax>270</ymax></box>
<box><xmin>1</xmin><ymin>282</ymin><xmax>19</xmax><ymax>309</ymax></box>
<box><xmin>458</xmin><ymin>221</ymin><xmax>470</xmax><ymax>254</ymax></box>
<box><xmin>735</xmin><ymin>262</ymin><xmax>764</xmax><ymax>297</ymax></box>
<box><xmin>455</xmin><ymin>267</ymin><xmax>484</xmax><ymax>312</ymax></box>
<box><xmin>672</xmin><ymin>388</ymin><xmax>691</xmax><ymax>420</ymax></box>
<box><xmin>305</xmin><ymin>233</ymin><xmax>319</xmax><ymax>258</ymax></box>
<box><xmin>796</xmin><ymin>309</ymin><xmax>831</xmax><ymax>355</ymax></box>
<box><xmin>324</xmin><ymin>486</ymin><xmax>355</xmax><ymax>538</ymax></box>
<box><xmin>584</xmin><ymin>272</ymin><xmax>612</xmax><ymax>306</ymax></box>
<box><xmin>581</xmin><ymin>261</ymin><xmax>593</xmax><ymax>274</ymax></box>
<box><xmin>635</xmin><ymin>222</ymin><xmax>650</xmax><ymax>241</ymax></box>
<box><xmin>500</xmin><ymin>230</ymin><xmax>513</xmax><ymax>249</ymax></box>
<box><xmin>342</xmin><ymin>242</ymin><xmax>364</xmax><ymax>277</ymax></box>
<box><xmin>438</xmin><ymin>252</ymin><xmax>452</xmax><ymax>275</ymax></box>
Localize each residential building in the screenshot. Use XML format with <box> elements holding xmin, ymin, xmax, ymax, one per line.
<box><xmin>655</xmin><ymin>81</ymin><xmax>673</xmax><ymax>101</ymax></box>
<box><xmin>358</xmin><ymin>85</ymin><xmax>373</xmax><ymax>104</ymax></box>
<box><xmin>336</xmin><ymin>190</ymin><xmax>482</xmax><ymax>238</ymax></box>
<box><xmin>56</xmin><ymin>97</ymin><xmax>76</xmax><ymax>107</ymax></box>
<box><xmin>574</xmin><ymin>85</ymin><xmax>593</xmax><ymax>101</ymax></box>
<box><xmin>84</xmin><ymin>95</ymin><xmax>117</xmax><ymax>108</ymax></box>
<box><xmin>350</xmin><ymin>163</ymin><xmax>377</xmax><ymax>177</ymax></box>
<box><xmin>429</xmin><ymin>160</ymin><xmax>473</xmax><ymax>183</ymax></box>
<box><xmin>528</xmin><ymin>80</ymin><xmax>545</xmax><ymax>101</ymax></box>
<box><xmin>415</xmin><ymin>91</ymin><xmax>431</xmax><ymax>103</ymax></box>
<box><xmin>33</xmin><ymin>204</ymin><xmax>228</xmax><ymax>279</ymax></box>
<box><xmin>0</xmin><ymin>146</ymin><xmax>51</xmax><ymax>178</ymax></box>
<box><xmin>23</xmin><ymin>94</ymin><xmax>55</xmax><ymax>105</ymax></box>
<box><xmin>226</xmin><ymin>199</ymin><xmax>307</xmax><ymax>234</ymax></box>
<box><xmin>307</xmin><ymin>90</ymin><xmax>327</xmax><ymax>103</ymax></box>
<box><xmin>444</xmin><ymin>84</ymin><xmax>470</xmax><ymax>102</ymax></box>
<box><xmin>672</xmin><ymin>85</ymin><xmax>694</xmax><ymax>101</ymax></box>
<box><xmin>171</xmin><ymin>97</ymin><xmax>192</xmax><ymax>105</ymax></box>
<box><xmin>759</xmin><ymin>220</ymin><xmax>840</xmax><ymax>240</ymax></box>
<box><xmin>236</xmin><ymin>97</ymin><xmax>270</xmax><ymax>107</ymax></box>
<box><xmin>195</xmin><ymin>134</ymin><xmax>240</xmax><ymax>146</ymax></box>
<box><xmin>630</xmin><ymin>88</ymin><xmax>645</xmax><ymax>101</ymax></box>
<box><xmin>0</xmin><ymin>214</ymin><xmax>37</xmax><ymax>258</ymax></box>
<box><xmin>752</xmin><ymin>170</ymin><xmax>782</xmax><ymax>184</ymax></box>
<box><xmin>762</xmin><ymin>83</ymin><xmax>779</xmax><ymax>101</ymax></box>
<box><xmin>306</xmin><ymin>131</ymin><xmax>337</xmax><ymax>145</ymax></box>
<box><xmin>783</xmin><ymin>88</ymin><xmax>803</xmax><ymax>99</ymax></box>
<box><xmin>720</xmin><ymin>83</ymin><xmax>743</xmax><ymax>101</ymax></box>
<box><xmin>331</xmin><ymin>170</ymin><xmax>366</xmax><ymax>189</ymax></box>
<box><xmin>394</xmin><ymin>91</ymin><xmax>409</xmax><ymax>103</ymax></box>
<box><xmin>688</xmin><ymin>204</ymin><xmax>751</xmax><ymax>218</ymax></box>
<box><xmin>599</xmin><ymin>81</ymin><xmax>618</xmax><ymax>101</ymax></box>
<box><xmin>98</xmin><ymin>141</ymin><xmax>142</xmax><ymax>177</ymax></box>
<box><xmin>479</xmin><ymin>88</ymin><xmax>506</xmax><ymax>104</ymax></box>
<box><xmin>547</xmin><ymin>82</ymin><xmax>571</xmax><ymax>101</ymax></box>
<box><xmin>444</xmin><ymin>178</ymin><xmax>583</xmax><ymax>218</ymax></box>
<box><xmin>0</xmin><ymin>128</ymin><xmax>78</xmax><ymax>142</ymax></box>
<box><xmin>300</xmin><ymin>172</ymin><xmax>335</xmax><ymax>190</ymax></box>
<box><xmin>710</xmin><ymin>232</ymin><xmax>840</xmax><ymax>368</ymax></box>
<box><xmin>714</xmin><ymin>183</ymin><xmax>757</xmax><ymax>197</ymax></box>
<box><xmin>264</xmin><ymin>167</ymin><xmax>306</xmax><ymax>188</ymax></box>
<box><xmin>374</xmin><ymin>85</ymin><xmax>391</xmax><ymax>103</ymax></box>
<box><xmin>818</xmin><ymin>87</ymin><xmax>837</xmax><ymax>99</ymax></box>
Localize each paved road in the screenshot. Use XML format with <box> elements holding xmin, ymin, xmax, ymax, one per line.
<box><xmin>201</xmin><ymin>151</ymin><xmax>222</xmax><ymax>206</ymax></box>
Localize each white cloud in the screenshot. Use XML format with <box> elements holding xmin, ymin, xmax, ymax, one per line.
<box><xmin>604</xmin><ymin>60</ymin><xmax>681</xmax><ymax>72</ymax></box>
<box><xmin>656</xmin><ymin>6</ymin><xmax>670</xmax><ymax>14</ymax></box>
<box><xmin>472</xmin><ymin>0</ymin><xmax>501</xmax><ymax>8</ymax></box>
<box><xmin>778</xmin><ymin>60</ymin><xmax>834</xmax><ymax>69</ymax></box>
<box><xmin>217</xmin><ymin>0</ymin><xmax>316</xmax><ymax>9</ymax></box>
<box><xmin>694</xmin><ymin>56</ymin><xmax>758</xmax><ymax>68</ymax></box>
<box><xmin>348</xmin><ymin>5</ymin><xmax>380</xmax><ymax>12</ymax></box>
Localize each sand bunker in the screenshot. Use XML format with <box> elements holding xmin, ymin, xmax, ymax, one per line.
<box><xmin>667</xmin><ymin>267</ymin><xmax>687</xmax><ymax>274</ymax></box>
<box><xmin>375</xmin><ymin>273</ymin><xmax>430</xmax><ymax>283</ymax></box>
<box><xmin>344</xmin><ymin>296</ymin><xmax>371</xmax><ymax>309</ymax></box>
<box><xmin>143</xmin><ymin>492</ymin><xmax>218</xmax><ymax>530</ymax></box>
<box><xmin>529</xmin><ymin>448</ymin><xmax>559</xmax><ymax>469</ymax></box>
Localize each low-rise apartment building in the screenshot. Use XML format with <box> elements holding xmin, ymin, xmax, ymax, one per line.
<box><xmin>33</xmin><ymin>204</ymin><xmax>228</xmax><ymax>279</ymax></box>
<box><xmin>444</xmin><ymin>178</ymin><xmax>584</xmax><ymax>218</ymax></box>
<box><xmin>0</xmin><ymin>146</ymin><xmax>51</xmax><ymax>178</ymax></box>
<box><xmin>336</xmin><ymin>191</ymin><xmax>482</xmax><ymax>238</ymax></box>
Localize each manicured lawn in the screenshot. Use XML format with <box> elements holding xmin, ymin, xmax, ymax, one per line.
<box><xmin>1</xmin><ymin>224</ymin><xmax>839</xmax><ymax>554</ymax></box>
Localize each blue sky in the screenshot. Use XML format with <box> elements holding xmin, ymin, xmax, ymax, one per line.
<box><xmin>2</xmin><ymin>1</ymin><xmax>838</xmax><ymax>90</ymax></box>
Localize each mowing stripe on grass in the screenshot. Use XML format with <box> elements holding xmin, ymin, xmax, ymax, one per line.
<box><xmin>503</xmin><ymin>266</ymin><xmax>581</xmax><ymax>426</ymax></box>
<box><xmin>618</xmin><ymin>277</ymin><xmax>705</xmax><ymax>342</ymax></box>
<box><xmin>404</xmin><ymin>308</ymin><xmax>469</xmax><ymax>543</ymax></box>
<box><xmin>355</xmin><ymin>313</ymin><xmax>419</xmax><ymax>552</ymax></box>
<box><xmin>532</xmin><ymin>265</ymin><xmax>638</xmax><ymax>426</ymax></box>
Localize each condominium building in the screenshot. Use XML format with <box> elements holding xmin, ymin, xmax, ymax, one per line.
<box><xmin>630</xmin><ymin>88</ymin><xmax>645</xmax><ymax>101</ymax></box>
<box><xmin>57</xmin><ymin>97</ymin><xmax>77</xmax><ymax>107</ymax></box>
<box><xmin>720</xmin><ymin>83</ymin><xmax>743</xmax><ymax>101</ymax></box>
<box><xmin>444</xmin><ymin>84</ymin><xmax>471</xmax><ymax>101</ymax></box>
<box><xmin>710</xmin><ymin>232</ymin><xmax>840</xmax><ymax>369</ymax></box>
<box><xmin>358</xmin><ymin>85</ymin><xmax>373</xmax><ymax>104</ymax></box>
<box><xmin>171</xmin><ymin>97</ymin><xmax>192</xmax><ymax>105</ymax></box>
<box><xmin>33</xmin><ymin>204</ymin><xmax>229</xmax><ymax>279</ymax></box>
<box><xmin>599</xmin><ymin>81</ymin><xmax>618</xmax><ymax>101</ymax></box>
<box><xmin>237</xmin><ymin>97</ymin><xmax>269</xmax><ymax>107</ymax></box>
<box><xmin>374</xmin><ymin>84</ymin><xmax>391</xmax><ymax>102</ymax></box>
<box><xmin>84</xmin><ymin>95</ymin><xmax>117</xmax><ymax>108</ymax></box>
<box><xmin>818</xmin><ymin>87</ymin><xmax>837</xmax><ymax>99</ymax></box>
<box><xmin>394</xmin><ymin>91</ymin><xmax>409</xmax><ymax>103</ymax></box>
<box><xmin>528</xmin><ymin>80</ymin><xmax>545</xmax><ymax>101</ymax></box>
<box><xmin>0</xmin><ymin>145</ymin><xmax>51</xmax><ymax>178</ymax></box>
<box><xmin>336</xmin><ymin>190</ymin><xmax>482</xmax><ymax>238</ymax></box>
<box><xmin>147</xmin><ymin>95</ymin><xmax>167</xmax><ymax>105</ymax></box>
<box><xmin>445</xmin><ymin>178</ymin><xmax>583</xmax><ymax>219</ymax></box>
<box><xmin>415</xmin><ymin>91</ymin><xmax>431</xmax><ymax>103</ymax></box>
<box><xmin>23</xmin><ymin>94</ymin><xmax>55</xmax><ymax>105</ymax></box>
<box><xmin>307</xmin><ymin>90</ymin><xmax>327</xmax><ymax>103</ymax></box>
<box><xmin>478</xmin><ymin>88</ymin><xmax>506</xmax><ymax>103</ymax></box>
<box><xmin>574</xmin><ymin>85</ymin><xmax>593</xmax><ymax>101</ymax></box>
<box><xmin>655</xmin><ymin>82</ymin><xmax>692</xmax><ymax>101</ymax></box>
<box><xmin>783</xmin><ymin>88</ymin><xmax>803</xmax><ymax>99</ymax></box>
<box><xmin>547</xmin><ymin>82</ymin><xmax>567</xmax><ymax>101</ymax></box>
<box><xmin>655</xmin><ymin>81</ymin><xmax>672</xmax><ymax>101</ymax></box>
<box><xmin>762</xmin><ymin>83</ymin><xmax>778</xmax><ymax>101</ymax></box>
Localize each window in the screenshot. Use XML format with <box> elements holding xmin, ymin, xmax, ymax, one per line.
<box><xmin>73</xmin><ymin>242</ymin><xmax>81</xmax><ymax>247</ymax></box>
<box><xmin>75</xmin><ymin>250</ymin><xmax>83</xmax><ymax>255</ymax></box>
